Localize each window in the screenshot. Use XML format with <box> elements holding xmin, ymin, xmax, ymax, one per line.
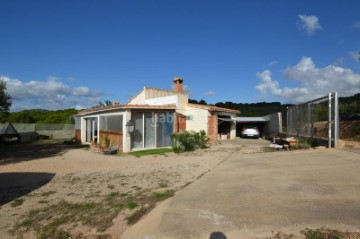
<box><xmin>100</xmin><ymin>115</ymin><xmax>123</xmax><ymax>132</ymax></box>
<box><xmin>130</xmin><ymin>112</ymin><xmax>174</xmax><ymax>150</ymax></box>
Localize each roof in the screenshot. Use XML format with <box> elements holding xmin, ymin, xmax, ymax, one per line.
<box><xmin>0</xmin><ymin>122</ymin><xmax>19</xmax><ymax>135</ymax></box>
<box><xmin>187</xmin><ymin>103</ymin><xmax>240</xmax><ymax>114</ymax></box>
<box><xmin>233</xmin><ymin>117</ymin><xmax>270</xmax><ymax>123</ymax></box>
<box><xmin>77</xmin><ymin>104</ymin><xmax>177</xmax><ymax>116</ymax></box>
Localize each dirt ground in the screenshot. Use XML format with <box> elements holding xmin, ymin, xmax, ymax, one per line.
<box><xmin>0</xmin><ymin>138</ymin><xmax>269</xmax><ymax>239</ymax></box>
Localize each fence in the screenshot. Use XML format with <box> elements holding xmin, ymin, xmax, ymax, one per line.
<box><xmin>0</xmin><ymin>123</ymin><xmax>75</xmax><ymax>139</ymax></box>
<box><xmin>286</xmin><ymin>92</ymin><xmax>339</xmax><ymax>148</ymax></box>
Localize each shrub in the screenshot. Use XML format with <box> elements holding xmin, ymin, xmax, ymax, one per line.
<box><xmin>355</xmin><ymin>121</ymin><xmax>360</xmax><ymax>135</ymax></box>
<box><xmin>171</xmin><ymin>130</ymin><xmax>209</xmax><ymax>153</ymax></box>
<box><xmin>194</xmin><ymin>130</ymin><xmax>209</xmax><ymax>149</ymax></box>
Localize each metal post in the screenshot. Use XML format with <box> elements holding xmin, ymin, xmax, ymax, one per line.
<box><xmin>334</xmin><ymin>92</ymin><xmax>339</xmax><ymax>148</ymax></box>
<box><xmin>310</xmin><ymin>102</ymin><xmax>314</xmax><ymax>139</ymax></box>
<box><xmin>286</xmin><ymin>107</ymin><xmax>289</xmax><ymax>137</ymax></box>
<box><xmin>328</xmin><ymin>92</ymin><xmax>332</xmax><ymax>148</ymax></box>
<box><xmin>296</xmin><ymin>106</ymin><xmax>300</xmax><ymax>139</ymax></box>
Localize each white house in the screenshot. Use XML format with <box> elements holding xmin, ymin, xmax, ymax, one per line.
<box><xmin>75</xmin><ymin>77</ymin><xmax>239</xmax><ymax>152</ymax></box>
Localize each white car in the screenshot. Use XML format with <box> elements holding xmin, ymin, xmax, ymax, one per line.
<box><xmin>241</xmin><ymin>125</ymin><xmax>260</xmax><ymax>138</ymax></box>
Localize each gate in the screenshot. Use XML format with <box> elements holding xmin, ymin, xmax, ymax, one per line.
<box><xmin>287</xmin><ymin>92</ymin><xmax>339</xmax><ymax>148</ymax></box>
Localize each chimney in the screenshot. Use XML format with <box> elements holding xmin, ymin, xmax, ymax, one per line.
<box><xmin>173</xmin><ymin>77</ymin><xmax>183</xmax><ymax>93</ymax></box>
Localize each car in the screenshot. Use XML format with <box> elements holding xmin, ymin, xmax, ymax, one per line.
<box><xmin>241</xmin><ymin>125</ymin><xmax>260</xmax><ymax>138</ymax></box>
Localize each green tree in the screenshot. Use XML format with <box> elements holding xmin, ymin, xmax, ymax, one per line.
<box><xmin>0</xmin><ymin>79</ymin><xmax>11</xmax><ymax>113</ymax></box>
<box><xmin>93</xmin><ymin>99</ymin><xmax>112</xmax><ymax>108</ymax></box>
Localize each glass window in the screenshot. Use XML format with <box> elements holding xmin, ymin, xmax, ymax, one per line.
<box><xmin>144</xmin><ymin>112</ymin><xmax>155</xmax><ymax>148</ymax></box>
<box><xmin>132</xmin><ymin>112</ymin><xmax>143</xmax><ymax>149</ymax></box>
<box><xmin>157</xmin><ymin>112</ymin><xmax>174</xmax><ymax>147</ymax></box>
<box><xmin>100</xmin><ymin>115</ymin><xmax>123</xmax><ymax>132</ymax></box>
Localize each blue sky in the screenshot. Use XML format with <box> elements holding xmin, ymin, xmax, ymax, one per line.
<box><xmin>1</xmin><ymin>0</ymin><xmax>360</xmax><ymax>111</ymax></box>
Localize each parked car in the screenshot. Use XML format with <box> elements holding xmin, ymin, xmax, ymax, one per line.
<box><xmin>241</xmin><ymin>125</ymin><xmax>260</xmax><ymax>138</ymax></box>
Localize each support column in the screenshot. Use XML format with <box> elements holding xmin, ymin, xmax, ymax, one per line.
<box><xmin>123</xmin><ymin>110</ymin><xmax>132</xmax><ymax>152</ymax></box>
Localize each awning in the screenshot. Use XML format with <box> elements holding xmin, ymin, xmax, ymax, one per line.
<box><xmin>218</xmin><ymin>118</ymin><xmax>234</xmax><ymax>122</ymax></box>
<box><xmin>234</xmin><ymin>117</ymin><xmax>270</xmax><ymax>123</ymax></box>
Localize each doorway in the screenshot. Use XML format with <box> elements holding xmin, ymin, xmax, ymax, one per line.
<box><xmin>85</xmin><ymin>117</ymin><xmax>98</xmax><ymax>143</ymax></box>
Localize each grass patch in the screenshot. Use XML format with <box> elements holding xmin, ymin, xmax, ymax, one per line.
<box><xmin>126</xmin><ymin>206</ymin><xmax>154</xmax><ymax>225</ymax></box>
<box><xmin>11</xmin><ymin>198</ymin><xmax>24</xmax><ymax>207</ymax></box>
<box><xmin>129</xmin><ymin>148</ymin><xmax>173</xmax><ymax>157</ymax></box>
<box><xmin>107</xmin><ymin>184</ymin><xmax>115</xmax><ymax>190</ymax></box>
<box><xmin>12</xmin><ymin>194</ymin><xmax>125</xmax><ymax>238</ymax></box>
<box><xmin>153</xmin><ymin>190</ymin><xmax>174</xmax><ymax>201</ymax></box>
<box><xmin>125</xmin><ymin>199</ymin><xmax>138</xmax><ymax>210</ymax></box>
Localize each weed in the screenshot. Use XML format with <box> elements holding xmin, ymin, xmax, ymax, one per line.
<box><xmin>41</xmin><ymin>190</ymin><xmax>56</xmax><ymax>197</ymax></box>
<box><xmin>13</xmin><ymin>198</ymin><xmax>122</xmax><ymax>238</ymax></box>
<box><xmin>125</xmin><ymin>199</ymin><xmax>138</xmax><ymax>210</ymax></box>
<box><xmin>126</xmin><ymin>206</ymin><xmax>153</xmax><ymax>225</ymax></box>
<box><xmin>153</xmin><ymin>190</ymin><xmax>174</xmax><ymax>201</ymax></box>
<box><xmin>11</xmin><ymin>198</ymin><xmax>24</xmax><ymax>207</ymax></box>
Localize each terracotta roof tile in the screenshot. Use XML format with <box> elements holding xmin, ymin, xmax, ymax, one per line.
<box><xmin>187</xmin><ymin>103</ymin><xmax>240</xmax><ymax>114</ymax></box>
<box><xmin>78</xmin><ymin>104</ymin><xmax>176</xmax><ymax>116</ymax></box>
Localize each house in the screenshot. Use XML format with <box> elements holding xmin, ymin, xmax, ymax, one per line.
<box><xmin>75</xmin><ymin>77</ymin><xmax>239</xmax><ymax>152</ymax></box>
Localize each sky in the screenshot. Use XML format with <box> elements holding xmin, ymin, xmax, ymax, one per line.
<box><xmin>1</xmin><ymin>0</ymin><xmax>360</xmax><ymax>111</ymax></box>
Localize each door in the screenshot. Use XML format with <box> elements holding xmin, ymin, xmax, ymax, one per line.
<box><xmin>85</xmin><ymin>117</ymin><xmax>98</xmax><ymax>143</ymax></box>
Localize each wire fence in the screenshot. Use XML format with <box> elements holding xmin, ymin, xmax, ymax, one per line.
<box><xmin>287</xmin><ymin>92</ymin><xmax>339</xmax><ymax>148</ymax></box>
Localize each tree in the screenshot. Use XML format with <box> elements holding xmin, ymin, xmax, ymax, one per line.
<box><xmin>93</xmin><ymin>99</ymin><xmax>112</xmax><ymax>108</ymax></box>
<box><xmin>0</xmin><ymin>79</ymin><xmax>12</xmax><ymax>113</ymax></box>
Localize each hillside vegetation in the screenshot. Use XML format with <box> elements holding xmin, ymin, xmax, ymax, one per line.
<box><xmin>0</xmin><ymin>109</ymin><xmax>78</xmax><ymax>124</ymax></box>
<box><xmin>1</xmin><ymin>93</ymin><xmax>358</xmax><ymax>124</ymax></box>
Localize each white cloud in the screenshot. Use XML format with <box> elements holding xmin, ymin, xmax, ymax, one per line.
<box><xmin>297</xmin><ymin>15</ymin><xmax>322</xmax><ymax>35</ymax></box>
<box><xmin>255</xmin><ymin>56</ymin><xmax>360</xmax><ymax>103</ymax></box>
<box><xmin>0</xmin><ymin>75</ymin><xmax>103</xmax><ymax>111</ymax></box>
<box><xmin>262</xmin><ymin>60</ymin><xmax>278</xmax><ymax>68</ymax></box>
<box><xmin>350</xmin><ymin>21</ymin><xmax>360</xmax><ymax>29</ymax></box>
<box><xmin>350</xmin><ymin>51</ymin><xmax>360</xmax><ymax>62</ymax></box>
<box><xmin>205</xmin><ymin>91</ymin><xmax>215</xmax><ymax>96</ymax></box>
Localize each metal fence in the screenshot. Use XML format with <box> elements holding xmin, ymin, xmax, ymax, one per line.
<box><xmin>287</xmin><ymin>92</ymin><xmax>339</xmax><ymax>148</ymax></box>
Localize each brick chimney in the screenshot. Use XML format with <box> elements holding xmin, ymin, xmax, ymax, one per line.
<box><xmin>173</xmin><ymin>77</ymin><xmax>183</xmax><ymax>93</ymax></box>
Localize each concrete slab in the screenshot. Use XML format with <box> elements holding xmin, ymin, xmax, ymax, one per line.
<box><xmin>123</xmin><ymin>149</ymin><xmax>360</xmax><ymax>239</ymax></box>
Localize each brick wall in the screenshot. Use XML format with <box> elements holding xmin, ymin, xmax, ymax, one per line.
<box><xmin>174</xmin><ymin>113</ymin><xmax>187</xmax><ymax>133</ymax></box>
<box><xmin>208</xmin><ymin>115</ymin><xmax>218</xmax><ymax>142</ymax></box>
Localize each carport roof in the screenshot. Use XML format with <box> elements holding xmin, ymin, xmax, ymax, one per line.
<box><xmin>234</xmin><ymin>116</ymin><xmax>270</xmax><ymax>123</ymax></box>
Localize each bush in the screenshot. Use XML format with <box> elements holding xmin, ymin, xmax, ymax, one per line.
<box><xmin>355</xmin><ymin>121</ymin><xmax>360</xmax><ymax>135</ymax></box>
<box><xmin>171</xmin><ymin>130</ymin><xmax>209</xmax><ymax>153</ymax></box>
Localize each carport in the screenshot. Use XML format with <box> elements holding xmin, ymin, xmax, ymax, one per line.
<box><xmin>234</xmin><ymin>117</ymin><xmax>270</xmax><ymax>138</ymax></box>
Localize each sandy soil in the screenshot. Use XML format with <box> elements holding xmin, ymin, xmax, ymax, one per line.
<box><xmin>0</xmin><ymin>138</ymin><xmax>269</xmax><ymax>239</ymax></box>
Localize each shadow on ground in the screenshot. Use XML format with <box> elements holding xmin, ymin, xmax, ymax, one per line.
<box><xmin>0</xmin><ymin>172</ymin><xmax>55</xmax><ymax>206</ymax></box>
<box><xmin>0</xmin><ymin>141</ymin><xmax>85</xmax><ymax>165</ymax></box>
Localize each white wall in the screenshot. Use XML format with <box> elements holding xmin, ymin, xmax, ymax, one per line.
<box><xmin>185</xmin><ymin>106</ymin><xmax>209</xmax><ymax>133</ymax></box>
<box><xmin>128</xmin><ymin>88</ymin><xmax>146</xmax><ymax>104</ymax></box>
<box><xmin>145</xmin><ymin>95</ymin><xmax>179</xmax><ymax>106</ymax></box>
<box><xmin>123</xmin><ymin>110</ymin><xmax>132</xmax><ymax>152</ymax></box>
